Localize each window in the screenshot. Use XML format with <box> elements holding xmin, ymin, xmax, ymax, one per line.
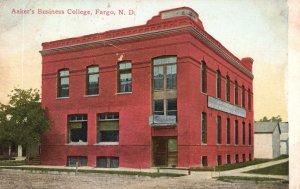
<box><xmin>67</xmin><ymin>156</ymin><xmax>87</xmax><ymax>167</ymax></box>
<box><xmin>241</xmin><ymin>85</ymin><xmax>245</xmax><ymax>108</ymax></box>
<box><xmin>242</xmin><ymin>122</ymin><xmax>245</xmax><ymax>145</ymax></box>
<box><xmin>216</xmin><ymin>116</ymin><xmax>222</xmax><ymax>144</ymax></box>
<box><xmin>226</xmin><ymin>76</ymin><xmax>230</xmax><ymax>102</ymax></box>
<box><xmin>242</xmin><ymin>154</ymin><xmax>246</xmax><ymax>162</ymax></box>
<box><xmin>58</xmin><ymin>69</ymin><xmax>69</xmax><ymax>97</ymax></box>
<box><xmin>153</xmin><ymin>100</ymin><xmax>164</xmax><ymax>115</ymax></box>
<box><xmin>234</xmin><ymin>81</ymin><xmax>238</xmax><ymax>105</ymax></box>
<box><xmin>227</xmin><ymin>155</ymin><xmax>231</xmax><ymax>164</ymax></box>
<box><xmin>201</xmin><ymin>112</ymin><xmax>207</xmax><ymax>144</ymax></box>
<box><xmin>235</xmin><ymin>120</ymin><xmax>238</xmax><ymax>145</ymax></box>
<box><xmin>68</xmin><ymin>115</ymin><xmax>87</xmax><ymax>144</ymax></box>
<box><xmin>201</xmin><ymin>62</ymin><xmax>207</xmax><ymax>93</ymax></box>
<box><xmin>249</xmin><ymin>153</ymin><xmax>252</xmax><ymax>161</ymax></box>
<box><xmin>153</xmin><ymin>99</ymin><xmax>177</xmax><ymax>118</ymax></box>
<box><xmin>202</xmin><ymin>156</ymin><xmax>208</xmax><ymax>167</ymax></box>
<box><xmin>235</xmin><ymin>154</ymin><xmax>239</xmax><ymax>163</ymax></box>
<box><xmin>249</xmin><ymin>123</ymin><xmax>252</xmax><ymax>145</ymax></box>
<box><xmin>217</xmin><ymin>155</ymin><xmax>222</xmax><ymax>166</ymax></box>
<box><xmin>226</xmin><ymin>118</ymin><xmax>230</xmax><ymax>145</ymax></box>
<box><xmin>216</xmin><ymin>70</ymin><xmax>221</xmax><ymax>98</ymax></box>
<box><xmin>153</xmin><ymin>57</ymin><xmax>177</xmax><ymax>90</ymax></box>
<box><xmin>97</xmin><ymin>113</ymin><xmax>119</xmax><ymax>143</ymax></box>
<box><xmin>248</xmin><ymin>89</ymin><xmax>252</xmax><ymax>110</ymax></box>
<box><xmin>86</xmin><ymin>66</ymin><xmax>99</xmax><ymax>95</ymax></box>
<box><xmin>96</xmin><ymin>157</ymin><xmax>119</xmax><ymax>168</ymax></box>
<box><xmin>167</xmin><ymin>99</ymin><xmax>177</xmax><ymax>116</ymax></box>
<box><xmin>118</xmin><ymin>61</ymin><xmax>132</xmax><ymax>93</ymax></box>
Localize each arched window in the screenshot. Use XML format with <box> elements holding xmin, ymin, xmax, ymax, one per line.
<box><xmin>248</xmin><ymin>89</ymin><xmax>252</xmax><ymax>110</ymax></box>
<box><xmin>216</xmin><ymin>70</ymin><xmax>221</xmax><ymax>98</ymax></box>
<box><xmin>234</xmin><ymin>81</ymin><xmax>238</xmax><ymax>105</ymax></box>
<box><xmin>226</xmin><ymin>76</ymin><xmax>230</xmax><ymax>102</ymax></box>
<box><xmin>201</xmin><ymin>62</ymin><xmax>207</xmax><ymax>93</ymax></box>
<box><xmin>242</xmin><ymin>85</ymin><xmax>245</xmax><ymax>108</ymax></box>
<box><xmin>86</xmin><ymin>65</ymin><xmax>99</xmax><ymax>95</ymax></box>
<box><xmin>58</xmin><ymin>69</ymin><xmax>69</xmax><ymax>97</ymax></box>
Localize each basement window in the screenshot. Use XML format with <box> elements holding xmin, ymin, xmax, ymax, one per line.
<box><xmin>67</xmin><ymin>156</ymin><xmax>87</xmax><ymax>167</ymax></box>
<box><xmin>68</xmin><ymin>115</ymin><xmax>87</xmax><ymax>144</ymax></box>
<box><xmin>217</xmin><ymin>155</ymin><xmax>222</xmax><ymax>166</ymax></box>
<box><xmin>235</xmin><ymin>154</ymin><xmax>239</xmax><ymax>163</ymax></box>
<box><xmin>97</xmin><ymin>113</ymin><xmax>119</xmax><ymax>143</ymax></box>
<box><xmin>227</xmin><ymin>155</ymin><xmax>231</xmax><ymax>164</ymax></box>
<box><xmin>96</xmin><ymin>157</ymin><xmax>119</xmax><ymax>168</ymax></box>
<box><xmin>202</xmin><ymin>156</ymin><xmax>208</xmax><ymax>167</ymax></box>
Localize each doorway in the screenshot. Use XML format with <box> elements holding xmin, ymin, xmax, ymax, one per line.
<box><xmin>152</xmin><ymin>137</ymin><xmax>177</xmax><ymax>167</ymax></box>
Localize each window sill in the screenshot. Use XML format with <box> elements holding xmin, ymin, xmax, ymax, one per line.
<box><xmin>66</xmin><ymin>142</ymin><xmax>88</xmax><ymax>146</ymax></box>
<box><xmin>201</xmin><ymin>92</ymin><xmax>207</xmax><ymax>96</ymax></box>
<box><xmin>84</xmin><ymin>94</ymin><xmax>99</xmax><ymax>97</ymax></box>
<box><xmin>94</xmin><ymin>142</ymin><xmax>119</xmax><ymax>146</ymax></box>
<box><xmin>56</xmin><ymin>97</ymin><xmax>70</xmax><ymax>100</ymax></box>
<box><xmin>115</xmin><ymin>92</ymin><xmax>132</xmax><ymax>95</ymax></box>
<box><xmin>201</xmin><ymin>143</ymin><xmax>207</xmax><ymax>146</ymax></box>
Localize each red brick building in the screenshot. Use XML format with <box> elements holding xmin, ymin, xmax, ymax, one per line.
<box><xmin>40</xmin><ymin>7</ymin><xmax>254</xmax><ymax>168</ymax></box>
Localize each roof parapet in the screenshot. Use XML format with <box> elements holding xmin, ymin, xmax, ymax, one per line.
<box><xmin>241</xmin><ymin>57</ymin><xmax>254</xmax><ymax>72</ymax></box>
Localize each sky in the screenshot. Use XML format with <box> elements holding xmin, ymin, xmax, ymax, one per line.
<box><xmin>0</xmin><ymin>0</ymin><xmax>288</xmax><ymax>121</ymax></box>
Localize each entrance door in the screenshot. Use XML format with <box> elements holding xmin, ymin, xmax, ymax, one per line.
<box><xmin>153</xmin><ymin>138</ymin><xmax>177</xmax><ymax>167</ymax></box>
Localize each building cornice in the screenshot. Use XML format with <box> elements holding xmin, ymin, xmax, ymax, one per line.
<box><xmin>40</xmin><ymin>25</ymin><xmax>253</xmax><ymax>79</ymax></box>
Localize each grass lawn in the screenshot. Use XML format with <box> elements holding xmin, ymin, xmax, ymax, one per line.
<box><xmin>191</xmin><ymin>155</ymin><xmax>288</xmax><ymax>172</ymax></box>
<box><xmin>191</xmin><ymin>159</ymin><xmax>271</xmax><ymax>172</ymax></box>
<box><xmin>245</xmin><ymin>161</ymin><xmax>289</xmax><ymax>175</ymax></box>
<box><xmin>0</xmin><ymin>160</ymin><xmax>25</xmax><ymax>166</ymax></box>
<box><xmin>216</xmin><ymin>176</ymin><xmax>288</xmax><ymax>184</ymax></box>
<box><xmin>0</xmin><ymin>166</ymin><xmax>185</xmax><ymax>177</ymax></box>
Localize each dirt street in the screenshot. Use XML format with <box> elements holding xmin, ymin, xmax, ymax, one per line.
<box><xmin>0</xmin><ymin>170</ymin><xmax>288</xmax><ymax>189</ymax></box>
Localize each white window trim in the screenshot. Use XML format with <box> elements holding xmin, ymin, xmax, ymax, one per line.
<box><xmin>95</xmin><ymin>142</ymin><xmax>119</xmax><ymax>146</ymax></box>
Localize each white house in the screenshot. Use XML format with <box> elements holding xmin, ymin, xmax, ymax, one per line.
<box><xmin>279</xmin><ymin>122</ymin><xmax>289</xmax><ymax>155</ymax></box>
<box><xmin>254</xmin><ymin>122</ymin><xmax>281</xmax><ymax>159</ymax></box>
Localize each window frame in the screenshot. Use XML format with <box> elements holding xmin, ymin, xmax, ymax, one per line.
<box><xmin>248</xmin><ymin>89</ymin><xmax>252</xmax><ymax>111</ymax></box>
<box><xmin>249</xmin><ymin>123</ymin><xmax>252</xmax><ymax>145</ymax></box>
<box><xmin>67</xmin><ymin>114</ymin><xmax>88</xmax><ymax>144</ymax></box>
<box><xmin>226</xmin><ymin>118</ymin><xmax>231</xmax><ymax>145</ymax></box>
<box><xmin>97</xmin><ymin>113</ymin><xmax>119</xmax><ymax>143</ymax></box>
<box><xmin>86</xmin><ymin>65</ymin><xmax>99</xmax><ymax>96</ymax></box>
<box><xmin>216</xmin><ymin>70</ymin><xmax>221</xmax><ymax>99</ymax></box>
<box><xmin>201</xmin><ymin>112</ymin><xmax>207</xmax><ymax>144</ymax></box>
<box><xmin>241</xmin><ymin>85</ymin><xmax>245</xmax><ymax>108</ymax></box>
<box><xmin>96</xmin><ymin>156</ymin><xmax>119</xmax><ymax>168</ymax></box>
<box><xmin>152</xmin><ymin>56</ymin><xmax>177</xmax><ymax>91</ymax></box>
<box><xmin>202</xmin><ymin>156</ymin><xmax>208</xmax><ymax>167</ymax></box>
<box><xmin>216</xmin><ymin>116</ymin><xmax>222</xmax><ymax>144</ymax></box>
<box><xmin>217</xmin><ymin>155</ymin><xmax>222</xmax><ymax>166</ymax></box>
<box><xmin>226</xmin><ymin>76</ymin><xmax>230</xmax><ymax>102</ymax></box>
<box><xmin>242</xmin><ymin>122</ymin><xmax>245</xmax><ymax>145</ymax></box>
<box><xmin>118</xmin><ymin>61</ymin><xmax>132</xmax><ymax>93</ymax></box>
<box><xmin>201</xmin><ymin>61</ymin><xmax>207</xmax><ymax>93</ymax></box>
<box><xmin>234</xmin><ymin>81</ymin><xmax>239</xmax><ymax>105</ymax></box>
<box><xmin>57</xmin><ymin>69</ymin><xmax>69</xmax><ymax>98</ymax></box>
<box><xmin>227</xmin><ymin>154</ymin><xmax>231</xmax><ymax>164</ymax></box>
<box><xmin>235</xmin><ymin>120</ymin><xmax>239</xmax><ymax>145</ymax></box>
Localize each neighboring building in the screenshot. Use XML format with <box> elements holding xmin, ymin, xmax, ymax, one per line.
<box><xmin>254</xmin><ymin>122</ymin><xmax>281</xmax><ymax>159</ymax></box>
<box><xmin>279</xmin><ymin>122</ymin><xmax>289</xmax><ymax>155</ymax></box>
<box><xmin>40</xmin><ymin>7</ymin><xmax>254</xmax><ymax>168</ymax></box>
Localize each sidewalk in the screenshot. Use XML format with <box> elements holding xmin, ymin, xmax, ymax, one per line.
<box><xmin>216</xmin><ymin>158</ymin><xmax>289</xmax><ymax>180</ymax></box>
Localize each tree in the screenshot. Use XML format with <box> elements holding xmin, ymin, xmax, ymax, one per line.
<box><xmin>0</xmin><ymin>88</ymin><xmax>50</xmax><ymax>160</ymax></box>
<box><xmin>259</xmin><ymin>115</ymin><xmax>282</xmax><ymax>122</ymax></box>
